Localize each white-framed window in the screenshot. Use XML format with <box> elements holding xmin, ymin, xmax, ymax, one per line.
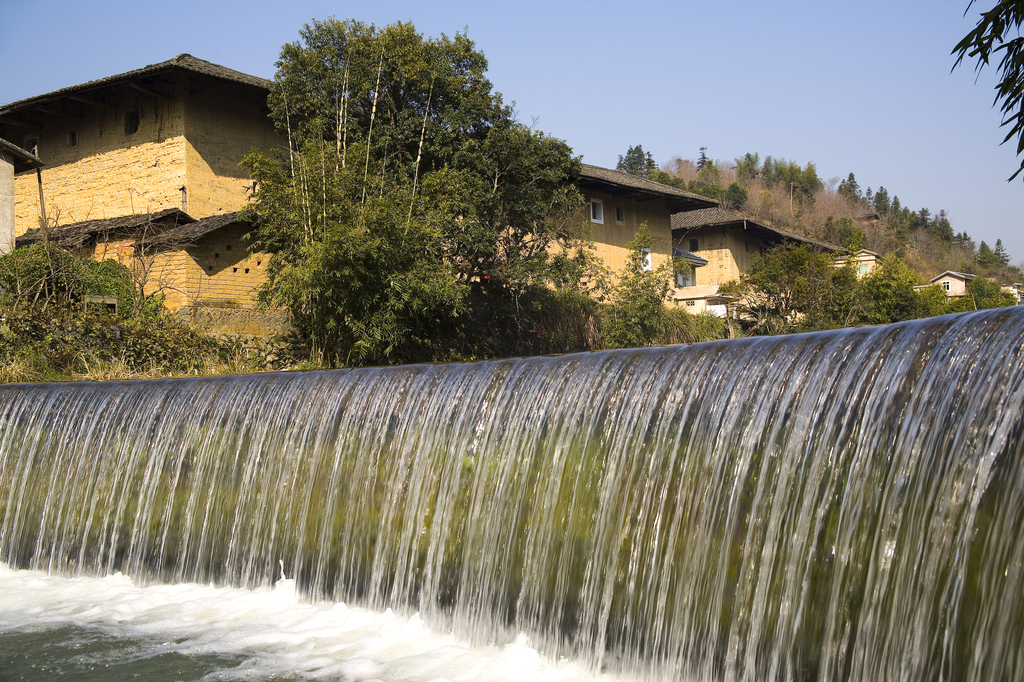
<box><xmin>615</xmin><ymin>205</ymin><xmax>624</xmax><ymax>225</ymax></box>
<box><xmin>676</xmin><ymin>269</ymin><xmax>694</xmax><ymax>287</ymax></box>
<box><xmin>942</xmin><ymin>280</ymin><xmax>951</xmax><ymax>292</ymax></box>
<box><xmin>590</xmin><ymin>199</ymin><xmax>604</xmax><ymax>224</ymax></box>
<box><xmin>858</xmin><ymin>263</ymin><xmax>870</xmax><ymax>277</ymax></box>
<box><xmin>641</xmin><ymin>248</ymin><xmax>652</xmax><ymax>272</ymax></box>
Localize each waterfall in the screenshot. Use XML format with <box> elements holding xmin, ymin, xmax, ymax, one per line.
<box><xmin>2</xmin><ymin>308</ymin><xmax>1023</xmax><ymax>681</ymax></box>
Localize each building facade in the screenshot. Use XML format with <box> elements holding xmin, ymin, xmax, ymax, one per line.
<box><xmin>0</xmin><ymin>55</ymin><xmax>280</xmax><ymax>313</ymax></box>
<box><xmin>577</xmin><ymin>164</ymin><xmax>714</xmax><ymax>283</ymax></box>
<box><xmin>671</xmin><ymin>207</ymin><xmax>841</xmax><ymax>314</ymax></box>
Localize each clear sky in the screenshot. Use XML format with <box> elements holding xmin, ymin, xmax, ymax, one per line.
<box><xmin>2</xmin><ymin>0</ymin><xmax>1020</xmax><ymax>264</ymax></box>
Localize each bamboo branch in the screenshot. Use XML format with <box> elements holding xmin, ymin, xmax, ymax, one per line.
<box><xmin>362</xmin><ymin>46</ymin><xmax>385</xmax><ymax>211</ymax></box>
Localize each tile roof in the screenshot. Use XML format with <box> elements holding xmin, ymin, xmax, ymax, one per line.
<box><xmin>16</xmin><ymin>209</ymin><xmax>249</xmax><ymax>252</ymax></box>
<box><xmin>0</xmin><ymin>54</ymin><xmax>269</xmax><ymax>115</ymax></box>
<box><xmin>578</xmin><ymin>164</ymin><xmax>717</xmax><ymax>212</ymax></box>
<box><xmin>138</xmin><ymin>212</ymin><xmax>246</xmax><ymax>247</ymax></box>
<box><xmin>671</xmin><ymin>207</ymin><xmax>842</xmax><ymax>252</ymax></box>
<box><xmin>16</xmin><ymin>208</ymin><xmax>194</xmax><ymax>248</ymax></box>
<box><xmin>930</xmin><ymin>271</ymin><xmax>975</xmax><ymax>283</ymax></box>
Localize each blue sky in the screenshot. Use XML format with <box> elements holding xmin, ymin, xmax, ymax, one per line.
<box><xmin>2</xmin><ymin>0</ymin><xmax>1020</xmax><ymax>264</ymax></box>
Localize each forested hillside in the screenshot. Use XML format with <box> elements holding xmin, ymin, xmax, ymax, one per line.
<box><xmin>618</xmin><ymin>145</ymin><xmax>1023</xmax><ymax>286</ymax></box>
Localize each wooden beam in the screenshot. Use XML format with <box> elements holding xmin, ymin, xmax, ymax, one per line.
<box><xmin>128</xmin><ymin>80</ymin><xmax>173</xmax><ymax>101</ymax></box>
<box><xmin>189</xmin><ymin>81</ymin><xmax>227</xmax><ymax>96</ymax></box>
<box><xmin>0</xmin><ymin>116</ymin><xmax>38</xmax><ymax>129</ymax></box>
<box><xmin>65</xmin><ymin>93</ymin><xmax>117</xmax><ymax>110</ymax></box>
<box><xmin>33</xmin><ymin>103</ymin><xmax>84</xmax><ymax>119</ymax></box>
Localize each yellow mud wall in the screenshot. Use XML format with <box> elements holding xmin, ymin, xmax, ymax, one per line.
<box><xmin>183</xmin><ymin>222</ymin><xmax>267</xmax><ymax>309</ymax></box>
<box><xmin>683</xmin><ymin>225</ymin><xmax>766</xmax><ymax>287</ymax></box>
<box><xmin>184</xmin><ymin>87</ymin><xmax>281</xmax><ymax>218</ymax></box>
<box><xmin>89</xmin><ymin>223</ymin><xmax>267</xmax><ymax>310</ymax></box>
<box><xmin>583</xmin><ymin>190</ymin><xmax>673</xmax><ymax>279</ymax></box>
<box><xmin>13</xmin><ymin>88</ymin><xmax>187</xmax><ymax>233</ymax></box>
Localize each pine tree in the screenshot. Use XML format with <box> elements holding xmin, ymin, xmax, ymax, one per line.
<box><xmin>995</xmin><ymin>238</ymin><xmax>1011</xmax><ymax>265</ymax></box>
<box><xmin>616</xmin><ymin>145</ymin><xmax>656</xmax><ymax>177</ymax></box>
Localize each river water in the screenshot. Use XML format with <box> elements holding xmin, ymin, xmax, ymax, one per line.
<box><xmin>2</xmin><ymin>308</ymin><xmax>1023</xmax><ymax>680</ymax></box>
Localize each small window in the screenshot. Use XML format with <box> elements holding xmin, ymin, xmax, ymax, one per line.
<box><xmin>858</xmin><ymin>263</ymin><xmax>870</xmax><ymax>276</ymax></box>
<box><xmin>214</xmin><ymin>253</ymin><xmax>220</xmax><ymax>259</ymax></box>
<box><xmin>207</xmin><ymin>265</ymin><xmax>213</xmax><ymax>272</ymax></box>
<box><xmin>685</xmin><ymin>300</ymin><xmax>696</xmax><ymax>307</ymax></box>
<box><xmin>590</xmin><ymin>199</ymin><xmax>604</xmax><ymax>224</ymax></box>
<box><xmin>689</xmin><ymin>239</ymin><xmax>699</xmax><ymax>252</ymax></box>
<box><xmin>245</xmin><ymin>268</ymin><xmax>250</xmax><ymax>274</ymax></box>
<box><xmin>641</xmin><ymin>248</ymin><xmax>652</xmax><ymax>272</ymax></box>
<box><xmin>942</xmin><ymin>281</ymin><xmax>951</xmax><ymax>292</ymax></box>
<box><xmin>226</xmin><ymin>244</ymin><xmax>232</xmax><ymax>251</ymax></box>
<box><xmin>24</xmin><ymin>137</ymin><xmax>38</xmax><ymax>155</ymax></box>
<box><xmin>233</xmin><ymin>267</ymin><xmax>238</xmax><ymax>273</ymax></box>
<box><xmin>68</xmin><ymin>130</ymin><xmax>78</xmax><ymax>147</ymax></box>
<box><xmin>124</xmin><ymin>110</ymin><xmax>140</xmax><ymax>135</ymax></box>
<box><xmin>615</xmin><ymin>206</ymin><xmax>624</xmax><ymax>224</ymax></box>
<box><xmin>676</xmin><ymin>270</ymin><xmax>694</xmax><ymax>287</ymax></box>
<box><xmin>256</xmin><ymin>260</ymin><xmax>262</xmax><ymax>266</ymax></box>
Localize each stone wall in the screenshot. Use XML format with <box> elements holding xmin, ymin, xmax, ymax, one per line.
<box><xmin>177</xmin><ymin>305</ymin><xmax>294</xmax><ymax>338</ymax></box>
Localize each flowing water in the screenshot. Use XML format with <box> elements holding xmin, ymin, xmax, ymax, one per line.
<box><xmin>1</xmin><ymin>308</ymin><xmax>1023</xmax><ymax>681</ymax></box>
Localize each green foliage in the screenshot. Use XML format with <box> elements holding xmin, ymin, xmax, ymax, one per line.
<box><xmin>723</xmin><ymin>182</ymin><xmax>748</xmax><ymax>210</ymax></box>
<box><xmin>603</xmin><ymin>224</ymin><xmax>676</xmax><ymax>348</ymax></box>
<box><xmin>245</xmin><ymin>19</ymin><xmax>590</xmax><ymax>365</ymax></box>
<box><xmin>995</xmin><ymin>238</ymin><xmax>1011</xmax><ymax>265</ymax></box>
<box><xmin>822</xmin><ymin>217</ymin><xmax>866</xmax><ymax>252</ymax></box>
<box><xmin>760</xmin><ymin>156</ymin><xmax>823</xmax><ymax>202</ymax></box>
<box><xmin>731</xmin><ymin>244</ymin><xmax>859</xmax><ymax>335</ymax></box>
<box><xmin>0</xmin><ymin>243</ymin><xmax>137</xmax><ymax>316</ymax></box>
<box><xmin>0</xmin><ymin>245</ymin><xmax>227</xmax><ymax>382</ymax></box>
<box><xmin>968</xmin><ymin>275</ymin><xmax>1018</xmax><ymax>308</ymax></box>
<box><xmin>734</xmin><ymin>152</ymin><xmax>761</xmax><ymax>184</ymax></box>
<box><xmin>977</xmin><ymin>240</ymin><xmax>1001</xmax><ymax>268</ymax></box>
<box><xmin>953</xmin><ymin>0</ymin><xmax>1024</xmax><ymax>180</ymax></box>
<box><xmin>616</xmin><ymin>144</ymin><xmax>656</xmax><ymax>177</ymax></box>
<box><xmin>859</xmin><ymin>253</ymin><xmax>923</xmax><ymax>324</ymax></box>
<box><xmin>837</xmin><ymin>172</ymin><xmax>861</xmax><ymax>202</ymax></box>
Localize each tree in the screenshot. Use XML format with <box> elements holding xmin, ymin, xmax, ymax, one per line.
<box><xmin>977</xmin><ymin>240</ymin><xmax>1001</xmax><ymax>268</ymax></box>
<box><xmin>731</xmin><ymin>244</ymin><xmax>858</xmax><ymax>335</ymax></box>
<box><xmin>953</xmin><ymin>1</ymin><xmax>1024</xmax><ymax>180</ymax></box>
<box><xmin>837</xmin><ymin>172</ymin><xmax>861</xmax><ymax>202</ymax></box>
<box><xmin>242</xmin><ymin>20</ymin><xmax>588</xmax><ymax>365</ymax></box>
<box><xmin>968</xmin><ymin>275</ymin><xmax>1018</xmax><ymax>308</ymax></box>
<box><xmin>696</xmin><ymin>146</ymin><xmax>712</xmax><ymax>172</ymax></box>
<box><xmin>995</xmin><ymin>238</ymin><xmax>1011</xmax><ymax>264</ymax></box>
<box><xmin>873</xmin><ymin>186</ymin><xmax>891</xmax><ymax>215</ymax></box>
<box><xmin>859</xmin><ymin>254</ymin><xmax>922</xmax><ymax>325</ymax></box>
<box><xmin>723</xmin><ymin>182</ymin><xmax>748</xmax><ymax>210</ymax></box>
<box><xmin>617</xmin><ymin>144</ymin><xmax>656</xmax><ymax>177</ymax></box>
<box><xmin>603</xmin><ymin>223</ymin><xmax>679</xmax><ymax>348</ymax></box>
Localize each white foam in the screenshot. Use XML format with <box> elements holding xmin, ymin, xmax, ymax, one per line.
<box><xmin>0</xmin><ymin>563</ymin><xmax>615</xmax><ymax>682</ymax></box>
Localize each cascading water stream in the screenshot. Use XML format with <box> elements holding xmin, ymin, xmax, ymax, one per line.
<box><xmin>1</xmin><ymin>308</ymin><xmax>1023</xmax><ymax>681</ymax></box>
